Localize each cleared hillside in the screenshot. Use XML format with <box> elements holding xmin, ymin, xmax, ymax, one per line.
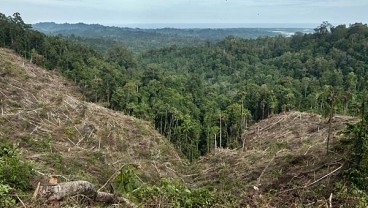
<box><xmin>191</xmin><ymin>111</ymin><xmax>357</xmax><ymax>207</ymax></box>
<box><xmin>0</xmin><ymin>48</ymin><xmax>183</xmax><ymax>199</ymax></box>
<box><xmin>0</xmin><ymin>48</ymin><xmax>365</xmax><ymax>207</ymax></box>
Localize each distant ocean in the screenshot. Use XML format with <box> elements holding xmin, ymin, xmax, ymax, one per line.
<box><xmin>271</xmin><ymin>29</ymin><xmax>314</xmax><ymax>37</ymax></box>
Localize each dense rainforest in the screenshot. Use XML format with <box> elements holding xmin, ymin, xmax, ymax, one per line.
<box><xmin>33</xmin><ymin>22</ymin><xmax>310</xmax><ymax>53</ymax></box>
<box><xmin>1</xmin><ymin>12</ymin><xmax>368</xmax><ymax>162</ymax></box>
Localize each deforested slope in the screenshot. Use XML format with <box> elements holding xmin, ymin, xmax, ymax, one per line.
<box><xmin>1</xmin><ymin>47</ymin><xmax>364</xmax><ymax>207</ymax></box>
<box><xmin>0</xmin><ymin>48</ymin><xmax>183</xmax><ymax>193</ymax></box>
<box><xmin>192</xmin><ymin>111</ymin><xmax>357</xmax><ymax>207</ymax></box>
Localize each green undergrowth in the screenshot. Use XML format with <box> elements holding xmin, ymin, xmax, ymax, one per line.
<box><xmin>133</xmin><ymin>178</ymin><xmax>219</xmax><ymax>208</ymax></box>
<box><xmin>112</xmin><ymin>165</ymin><xmax>234</xmax><ymax>207</ymax></box>
<box><xmin>0</xmin><ymin>140</ymin><xmax>34</xmax><ymax>207</ymax></box>
<box><xmin>0</xmin><ymin>183</ymin><xmax>15</xmax><ymax>207</ymax></box>
<box><xmin>0</xmin><ymin>59</ymin><xmax>27</xmax><ymax>78</ymax></box>
<box><xmin>337</xmin><ymin>112</ymin><xmax>368</xmax><ymax>206</ymax></box>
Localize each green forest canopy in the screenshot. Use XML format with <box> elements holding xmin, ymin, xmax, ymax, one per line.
<box><xmin>1</xmin><ymin>12</ymin><xmax>368</xmax><ymax>160</ymax></box>
<box><xmin>32</xmin><ymin>22</ymin><xmax>311</xmax><ymax>53</ymax></box>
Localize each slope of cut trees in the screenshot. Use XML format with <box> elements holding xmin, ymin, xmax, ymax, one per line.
<box><xmin>190</xmin><ymin>111</ymin><xmax>358</xmax><ymax>207</ymax></box>
<box><xmin>0</xmin><ymin>47</ymin><xmax>184</xmax><ymax>206</ymax></box>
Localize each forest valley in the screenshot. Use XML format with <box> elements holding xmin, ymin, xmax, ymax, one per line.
<box><xmin>2</xmin><ymin>12</ymin><xmax>368</xmax><ymax>207</ymax></box>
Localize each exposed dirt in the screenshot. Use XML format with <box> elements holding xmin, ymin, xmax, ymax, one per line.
<box><xmin>192</xmin><ymin>111</ymin><xmax>357</xmax><ymax>207</ymax></box>
<box><xmin>0</xmin><ymin>48</ymin><xmax>183</xmax><ymax>191</ymax></box>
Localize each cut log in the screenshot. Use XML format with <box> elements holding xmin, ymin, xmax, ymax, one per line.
<box><xmin>96</xmin><ymin>191</ymin><xmax>135</xmax><ymax>205</ymax></box>
<box><xmin>38</xmin><ymin>180</ymin><xmax>137</xmax><ymax>208</ymax></box>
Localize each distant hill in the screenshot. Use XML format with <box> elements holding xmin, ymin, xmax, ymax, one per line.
<box><xmin>32</xmin><ymin>22</ymin><xmax>313</xmax><ymax>53</ymax></box>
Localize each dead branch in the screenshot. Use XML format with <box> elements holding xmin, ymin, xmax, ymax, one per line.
<box><xmin>305</xmin><ymin>165</ymin><xmax>342</xmax><ymax>188</ymax></box>
<box><xmin>257</xmin><ymin>150</ymin><xmax>282</xmax><ymax>186</ymax></box>
<box><xmin>0</xmin><ymin>89</ymin><xmax>9</xmax><ymax>98</ymax></box>
<box><xmin>98</xmin><ymin>169</ymin><xmax>122</xmax><ymax>192</ymax></box>
<box><xmin>16</xmin><ymin>194</ymin><xmax>26</xmax><ymax>208</ymax></box>
<box><xmin>62</xmin><ymin>112</ymin><xmax>72</xmax><ymax>122</ymax></box>
<box><xmin>329</xmin><ymin>193</ymin><xmax>333</xmax><ymax>208</ymax></box>
<box><xmin>74</xmin><ymin>125</ymin><xmax>82</xmax><ymax>137</ymax></box>
<box><xmin>182</xmin><ymin>173</ymin><xmax>200</xmax><ymax>178</ymax></box>
<box><xmin>152</xmin><ymin>161</ymin><xmax>161</xmax><ymax>177</ymax></box>
<box><xmin>304</xmin><ymin>145</ymin><xmax>312</xmax><ymax>155</ymax></box>
<box><xmin>98</xmin><ymin>164</ymin><xmax>139</xmax><ymax>192</ymax></box>
<box><xmin>66</xmin><ymin>137</ymin><xmax>76</xmax><ymax>146</ymax></box>
<box><xmin>259</xmin><ymin>117</ymin><xmax>285</xmax><ymax>132</ymax></box>
<box><xmin>164</xmin><ymin>163</ymin><xmax>177</xmax><ymax>174</ymax></box>
<box><xmin>76</xmin><ymin>137</ymin><xmax>85</xmax><ymax>146</ymax></box>
<box><xmin>41</xmin><ymin>117</ymin><xmax>58</xmax><ymax>127</ymax></box>
<box><xmin>29</xmin><ymin>126</ymin><xmax>38</xmax><ymax>135</ymax></box>
<box><xmin>63</xmin><ymin>100</ymin><xmax>74</xmax><ymax>109</ymax></box>
<box><xmin>88</xmin><ymin>129</ymin><xmax>94</xmax><ymax>138</ymax></box>
<box><xmin>278</xmin><ymin>165</ymin><xmax>343</xmax><ymax>195</ymax></box>
<box><xmin>32</xmin><ymin>95</ymin><xmax>42</xmax><ymax>105</ymax></box>
<box><xmin>18</xmin><ymin>116</ymin><xmax>51</xmax><ymax>132</ymax></box>
<box><xmin>32</xmin><ymin>182</ymin><xmax>41</xmax><ymax>200</ymax></box>
<box><xmin>8</xmin><ymin>82</ymin><xmax>26</xmax><ymax>92</ymax></box>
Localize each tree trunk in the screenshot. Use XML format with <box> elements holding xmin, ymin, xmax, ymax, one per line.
<box><xmin>214</xmin><ymin>133</ymin><xmax>217</xmax><ymax>149</ymax></box>
<box><xmin>38</xmin><ymin>180</ymin><xmax>137</xmax><ymax>208</ymax></box>
<box><xmin>219</xmin><ymin>113</ymin><xmax>222</xmax><ymax>148</ymax></box>
<box><xmin>206</xmin><ymin>127</ymin><xmax>210</xmax><ymax>153</ymax></box>
<box><xmin>164</xmin><ymin>110</ymin><xmax>168</xmax><ymax>134</ymax></box>
<box><xmin>326</xmin><ymin>93</ymin><xmax>335</xmax><ymax>155</ymax></box>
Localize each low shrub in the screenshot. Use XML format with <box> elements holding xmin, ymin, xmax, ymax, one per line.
<box><xmin>0</xmin><ymin>141</ymin><xmax>34</xmax><ymax>191</ymax></box>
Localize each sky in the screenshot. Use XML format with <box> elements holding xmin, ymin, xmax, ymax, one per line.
<box><xmin>1</xmin><ymin>0</ymin><xmax>368</xmax><ymax>28</ymax></box>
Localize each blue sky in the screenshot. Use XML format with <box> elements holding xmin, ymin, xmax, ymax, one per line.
<box><xmin>1</xmin><ymin>0</ymin><xmax>367</xmax><ymax>28</ymax></box>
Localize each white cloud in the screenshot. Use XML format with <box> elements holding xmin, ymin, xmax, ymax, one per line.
<box><xmin>1</xmin><ymin>0</ymin><xmax>367</xmax><ymax>25</ymax></box>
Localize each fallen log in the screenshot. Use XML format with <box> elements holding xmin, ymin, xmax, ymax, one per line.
<box><xmin>38</xmin><ymin>180</ymin><xmax>137</xmax><ymax>208</ymax></box>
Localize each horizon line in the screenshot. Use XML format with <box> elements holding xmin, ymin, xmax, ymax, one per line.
<box><xmin>34</xmin><ymin>22</ymin><xmax>320</xmax><ymax>29</ymax></box>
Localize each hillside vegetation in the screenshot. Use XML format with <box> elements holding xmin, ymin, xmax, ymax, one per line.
<box><xmin>2</xmin><ymin>12</ymin><xmax>368</xmax><ymax>207</ymax></box>
<box><xmin>32</xmin><ymin>22</ymin><xmax>311</xmax><ymax>53</ymax></box>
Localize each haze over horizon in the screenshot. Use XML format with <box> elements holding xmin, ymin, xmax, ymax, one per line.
<box><xmin>1</xmin><ymin>0</ymin><xmax>368</xmax><ymax>29</ymax></box>
<box><xmin>109</xmin><ymin>23</ymin><xmax>318</xmax><ymax>29</ymax></box>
